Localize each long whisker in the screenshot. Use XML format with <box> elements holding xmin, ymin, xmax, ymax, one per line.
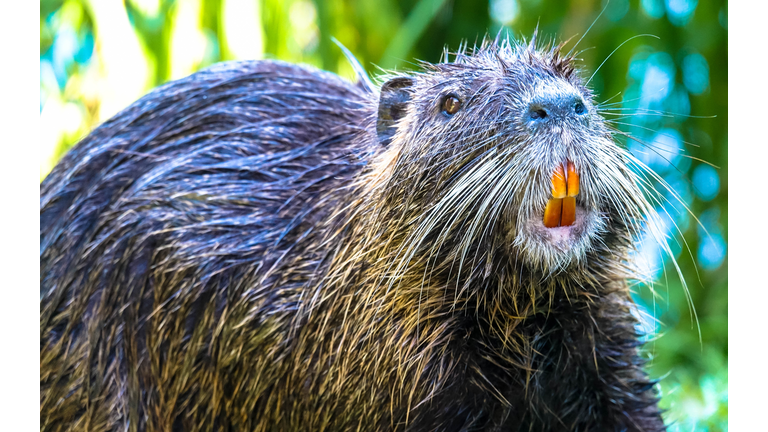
<box><xmin>566</xmin><ymin>0</ymin><xmax>611</xmax><ymax>58</ymax></box>
<box><xmin>610</xmin><ymin>126</ymin><xmax>720</xmax><ymax>169</ymax></box>
<box><xmin>606</xmin><ymin>121</ymin><xmax>707</xmax><ymax>153</ymax></box>
<box><xmin>587</xmin><ymin>34</ymin><xmax>661</xmax><ymax>85</ymax></box>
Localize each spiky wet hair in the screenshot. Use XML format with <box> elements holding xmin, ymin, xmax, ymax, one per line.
<box><xmin>319</xmin><ymin>36</ymin><xmax>670</xmax><ymax>429</ymax></box>
<box><xmin>41</xmin><ymin>36</ymin><xmax>670</xmax><ymax>431</ymax></box>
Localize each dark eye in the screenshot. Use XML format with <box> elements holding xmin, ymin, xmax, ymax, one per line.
<box><xmin>574</xmin><ymin>101</ymin><xmax>586</xmax><ymax>115</ymax></box>
<box><xmin>441</xmin><ymin>95</ymin><xmax>461</xmax><ymax>115</ymax></box>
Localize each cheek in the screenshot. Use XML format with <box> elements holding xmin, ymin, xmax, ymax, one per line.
<box><xmin>359</xmin><ymin>145</ymin><xmax>401</xmax><ymax>195</ymax></box>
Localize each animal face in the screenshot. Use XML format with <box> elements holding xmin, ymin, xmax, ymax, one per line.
<box><xmin>375</xmin><ymin>39</ymin><xmax>654</xmax><ymax>276</ymax></box>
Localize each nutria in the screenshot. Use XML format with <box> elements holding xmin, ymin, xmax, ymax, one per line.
<box><xmin>40</xmin><ymin>37</ymin><xmax>668</xmax><ymax>431</ymax></box>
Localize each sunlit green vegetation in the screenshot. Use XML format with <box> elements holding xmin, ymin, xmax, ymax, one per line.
<box><xmin>40</xmin><ymin>0</ymin><xmax>728</xmax><ymax>430</ymax></box>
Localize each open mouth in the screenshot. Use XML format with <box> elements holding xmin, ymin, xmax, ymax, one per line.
<box><xmin>543</xmin><ymin>160</ymin><xmax>579</xmax><ymax>228</ymax></box>
<box><xmin>516</xmin><ymin>160</ymin><xmax>602</xmax><ymax>261</ymax></box>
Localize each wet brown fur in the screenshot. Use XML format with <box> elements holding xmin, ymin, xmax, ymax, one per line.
<box><xmin>41</xmin><ymin>38</ymin><xmax>666</xmax><ymax>431</ymax></box>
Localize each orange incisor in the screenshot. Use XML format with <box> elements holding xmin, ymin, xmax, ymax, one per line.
<box><xmin>543</xmin><ymin>161</ymin><xmax>579</xmax><ymax>228</ymax></box>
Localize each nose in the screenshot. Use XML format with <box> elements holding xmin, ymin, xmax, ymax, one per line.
<box><xmin>526</xmin><ymin>92</ymin><xmax>588</xmax><ymax>123</ymax></box>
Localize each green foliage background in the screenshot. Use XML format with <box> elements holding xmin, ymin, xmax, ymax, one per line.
<box><xmin>40</xmin><ymin>0</ymin><xmax>727</xmax><ymax>430</ymax></box>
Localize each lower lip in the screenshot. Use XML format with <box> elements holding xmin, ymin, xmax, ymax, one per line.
<box><xmin>544</xmin><ymin>223</ymin><xmax>577</xmax><ymax>243</ymax></box>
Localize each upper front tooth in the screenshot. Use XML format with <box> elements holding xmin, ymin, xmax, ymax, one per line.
<box><xmin>566</xmin><ymin>160</ymin><xmax>579</xmax><ymax>197</ymax></box>
<box><xmin>552</xmin><ymin>164</ymin><xmax>567</xmax><ymax>199</ymax></box>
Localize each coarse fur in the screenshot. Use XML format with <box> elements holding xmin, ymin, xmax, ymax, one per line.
<box><xmin>41</xmin><ymin>37</ymin><xmax>668</xmax><ymax>431</ymax></box>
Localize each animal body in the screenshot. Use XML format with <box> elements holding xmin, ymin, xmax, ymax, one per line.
<box><xmin>41</xmin><ymin>37</ymin><xmax>667</xmax><ymax>431</ymax></box>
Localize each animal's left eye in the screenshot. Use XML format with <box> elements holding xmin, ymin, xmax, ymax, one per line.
<box><xmin>441</xmin><ymin>95</ymin><xmax>462</xmax><ymax>115</ymax></box>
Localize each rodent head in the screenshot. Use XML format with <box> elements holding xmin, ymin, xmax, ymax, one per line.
<box><xmin>368</xmin><ymin>38</ymin><xmax>651</xmax><ymax>280</ymax></box>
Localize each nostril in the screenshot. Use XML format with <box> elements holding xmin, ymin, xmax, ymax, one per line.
<box><xmin>574</xmin><ymin>101</ymin><xmax>586</xmax><ymax>115</ymax></box>
<box><xmin>530</xmin><ymin>108</ymin><xmax>548</xmax><ymax>120</ymax></box>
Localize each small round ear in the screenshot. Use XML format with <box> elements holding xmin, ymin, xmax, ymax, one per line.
<box><xmin>377</xmin><ymin>77</ymin><xmax>413</xmax><ymax>146</ymax></box>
